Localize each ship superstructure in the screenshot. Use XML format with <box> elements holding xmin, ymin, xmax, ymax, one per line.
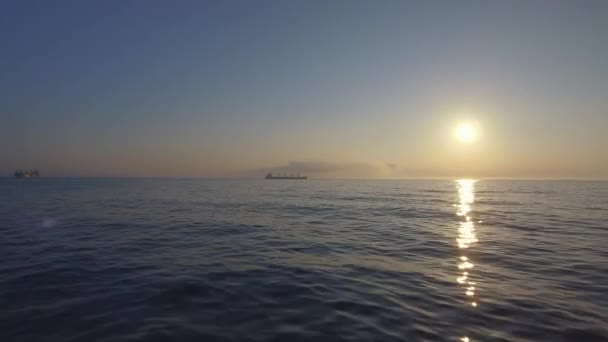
<box><xmin>265</xmin><ymin>172</ymin><xmax>307</xmax><ymax>180</ymax></box>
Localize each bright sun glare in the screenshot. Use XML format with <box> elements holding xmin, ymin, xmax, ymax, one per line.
<box><xmin>455</xmin><ymin>123</ymin><xmax>477</xmax><ymax>143</ymax></box>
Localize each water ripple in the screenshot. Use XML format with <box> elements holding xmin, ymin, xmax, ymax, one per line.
<box><xmin>0</xmin><ymin>179</ymin><xmax>607</xmax><ymax>341</ymax></box>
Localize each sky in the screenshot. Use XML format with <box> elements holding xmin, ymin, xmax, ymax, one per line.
<box><xmin>1</xmin><ymin>0</ymin><xmax>607</xmax><ymax>179</ymax></box>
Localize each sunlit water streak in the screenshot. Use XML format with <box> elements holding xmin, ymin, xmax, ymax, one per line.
<box><xmin>455</xmin><ymin>180</ymin><xmax>479</xmax><ymax>342</ymax></box>
<box><xmin>0</xmin><ymin>179</ymin><xmax>607</xmax><ymax>342</ymax></box>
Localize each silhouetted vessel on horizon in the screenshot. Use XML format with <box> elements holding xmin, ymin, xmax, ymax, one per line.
<box><xmin>14</xmin><ymin>170</ymin><xmax>40</xmax><ymax>178</ymax></box>
<box><xmin>265</xmin><ymin>172</ymin><xmax>307</xmax><ymax>180</ymax></box>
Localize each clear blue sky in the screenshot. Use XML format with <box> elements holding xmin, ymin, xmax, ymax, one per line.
<box><xmin>2</xmin><ymin>0</ymin><xmax>607</xmax><ymax>178</ymax></box>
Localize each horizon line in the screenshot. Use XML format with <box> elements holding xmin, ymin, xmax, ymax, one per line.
<box><xmin>2</xmin><ymin>176</ymin><xmax>607</xmax><ymax>181</ymax></box>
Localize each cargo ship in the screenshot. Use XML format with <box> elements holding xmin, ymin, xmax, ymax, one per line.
<box><xmin>265</xmin><ymin>172</ymin><xmax>307</xmax><ymax>180</ymax></box>
<box><xmin>14</xmin><ymin>170</ymin><xmax>40</xmax><ymax>178</ymax></box>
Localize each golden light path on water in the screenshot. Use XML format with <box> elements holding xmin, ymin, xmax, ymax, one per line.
<box><xmin>456</xmin><ymin>179</ymin><xmax>478</xmax><ymax>342</ymax></box>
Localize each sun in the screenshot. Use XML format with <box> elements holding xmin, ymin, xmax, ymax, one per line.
<box><xmin>455</xmin><ymin>123</ymin><xmax>477</xmax><ymax>143</ymax></box>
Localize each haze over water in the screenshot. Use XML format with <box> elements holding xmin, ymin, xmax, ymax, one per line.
<box><xmin>1</xmin><ymin>179</ymin><xmax>607</xmax><ymax>341</ymax></box>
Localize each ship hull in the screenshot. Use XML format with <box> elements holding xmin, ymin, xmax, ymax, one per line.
<box><xmin>265</xmin><ymin>176</ymin><xmax>307</xmax><ymax>180</ymax></box>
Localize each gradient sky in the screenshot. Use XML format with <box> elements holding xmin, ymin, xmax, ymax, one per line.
<box><xmin>2</xmin><ymin>0</ymin><xmax>607</xmax><ymax>178</ymax></box>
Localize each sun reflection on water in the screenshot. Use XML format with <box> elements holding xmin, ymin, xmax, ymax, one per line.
<box><xmin>455</xmin><ymin>179</ymin><xmax>478</xmax><ymax>342</ymax></box>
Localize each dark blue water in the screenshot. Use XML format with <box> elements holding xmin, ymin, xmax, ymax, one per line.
<box><xmin>1</xmin><ymin>179</ymin><xmax>607</xmax><ymax>342</ymax></box>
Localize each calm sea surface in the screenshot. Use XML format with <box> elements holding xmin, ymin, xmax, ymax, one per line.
<box><xmin>1</xmin><ymin>179</ymin><xmax>607</xmax><ymax>342</ymax></box>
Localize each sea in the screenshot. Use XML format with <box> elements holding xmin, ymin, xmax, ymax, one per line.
<box><xmin>0</xmin><ymin>178</ymin><xmax>606</xmax><ymax>342</ymax></box>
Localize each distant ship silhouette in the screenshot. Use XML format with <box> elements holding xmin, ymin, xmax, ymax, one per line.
<box><xmin>265</xmin><ymin>172</ymin><xmax>307</xmax><ymax>180</ymax></box>
<box><xmin>14</xmin><ymin>170</ymin><xmax>40</xmax><ymax>178</ymax></box>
